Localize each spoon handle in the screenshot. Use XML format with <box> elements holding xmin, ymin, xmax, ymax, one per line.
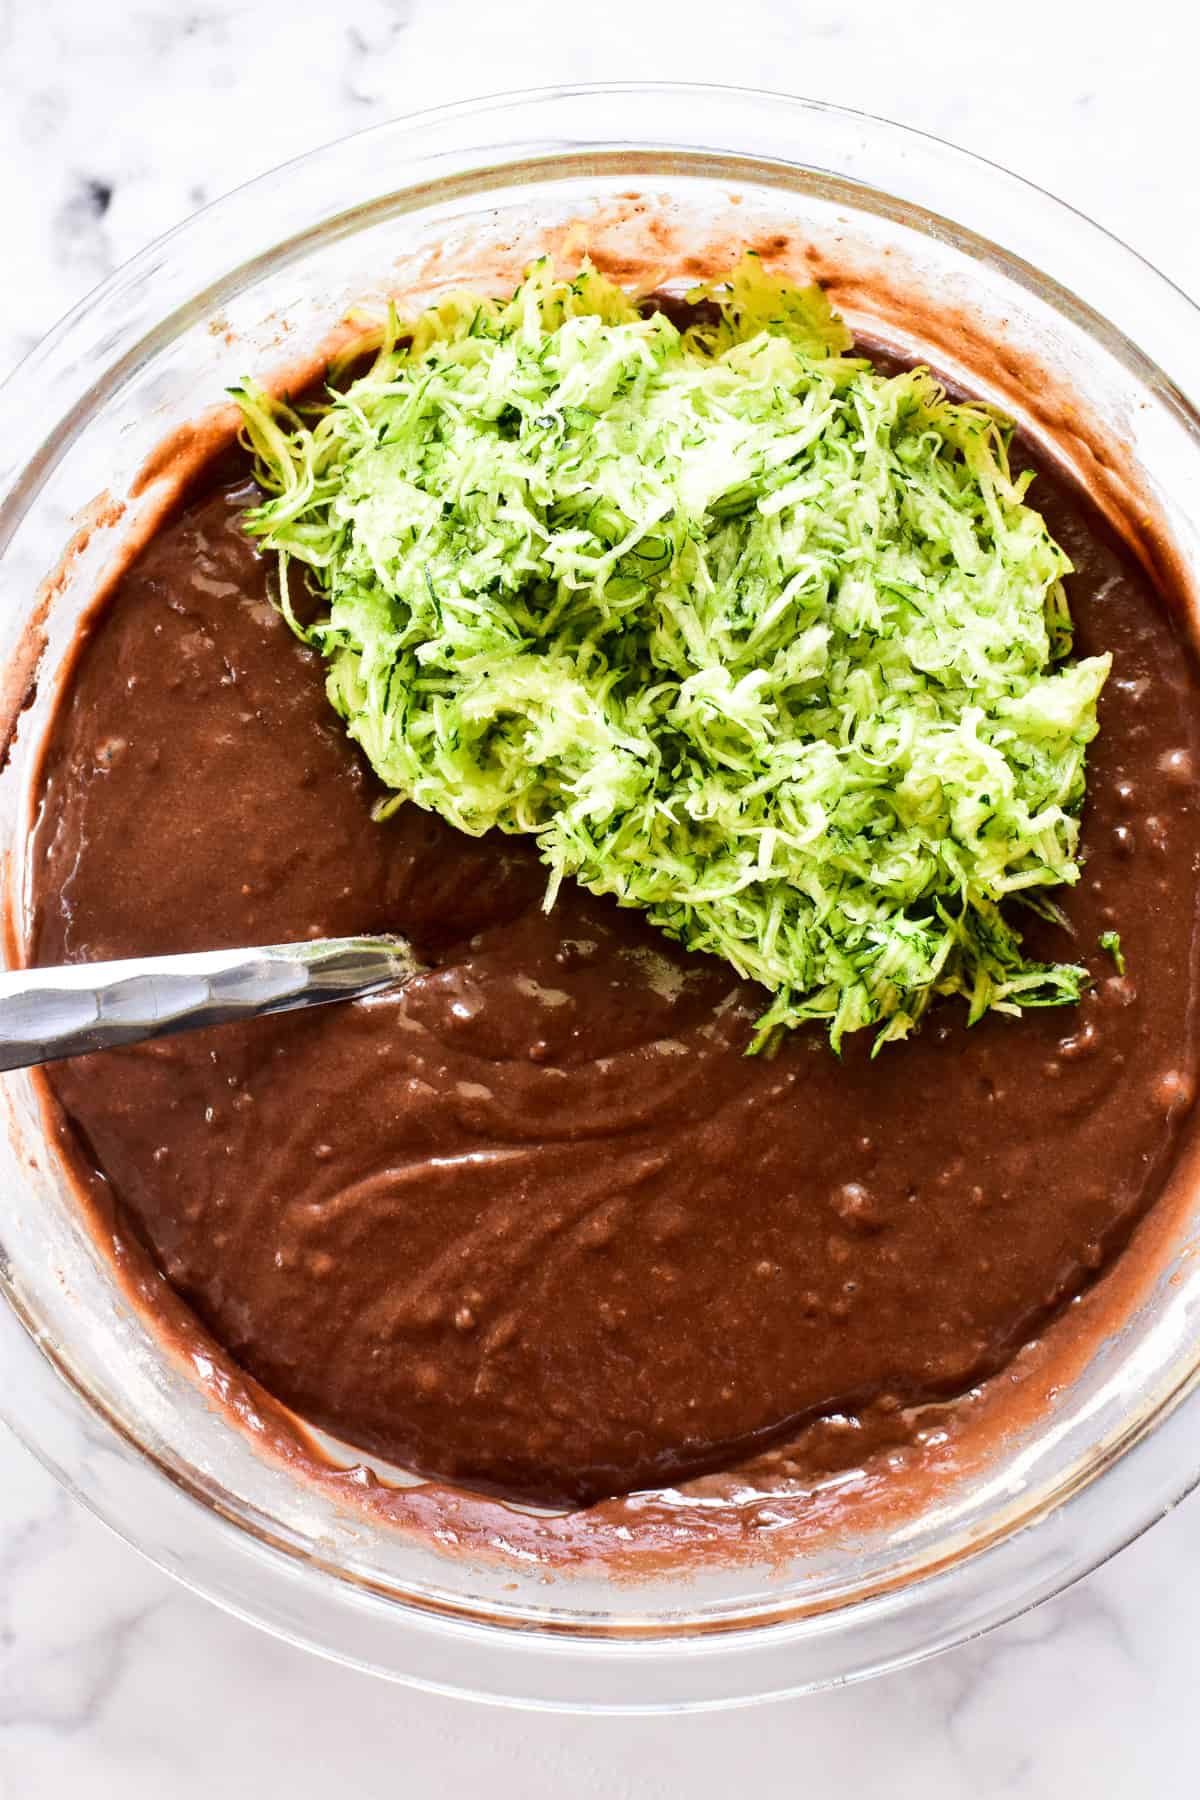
<box><xmin>0</xmin><ymin>936</ymin><xmax>426</xmax><ymax>1072</ymax></box>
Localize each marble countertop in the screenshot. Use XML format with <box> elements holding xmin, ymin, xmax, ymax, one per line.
<box><xmin>4</xmin><ymin>1</ymin><xmax>1200</xmax><ymax>1791</ymax></box>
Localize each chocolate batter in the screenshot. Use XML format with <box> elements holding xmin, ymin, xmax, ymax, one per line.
<box><xmin>26</xmin><ymin>424</ymin><xmax>1200</xmax><ymax>1511</ymax></box>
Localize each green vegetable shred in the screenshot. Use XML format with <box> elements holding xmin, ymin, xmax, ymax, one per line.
<box><xmin>1099</xmin><ymin>929</ymin><xmax>1126</xmax><ymax>975</ymax></box>
<box><xmin>235</xmin><ymin>256</ymin><xmax>1111</xmax><ymax>1051</ymax></box>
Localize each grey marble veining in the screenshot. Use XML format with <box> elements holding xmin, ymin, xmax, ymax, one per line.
<box><xmin>3</xmin><ymin>2</ymin><xmax>1200</xmax><ymax>1793</ymax></box>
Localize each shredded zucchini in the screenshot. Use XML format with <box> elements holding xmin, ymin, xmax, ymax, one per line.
<box><xmin>1099</xmin><ymin>929</ymin><xmax>1126</xmax><ymax>975</ymax></box>
<box><xmin>234</xmin><ymin>255</ymin><xmax>1110</xmax><ymax>1051</ymax></box>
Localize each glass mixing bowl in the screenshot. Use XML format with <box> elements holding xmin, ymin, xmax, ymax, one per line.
<box><xmin>3</xmin><ymin>84</ymin><xmax>1200</xmax><ymax>1712</ymax></box>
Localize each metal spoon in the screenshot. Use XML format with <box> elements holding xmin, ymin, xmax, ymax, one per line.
<box><xmin>0</xmin><ymin>935</ymin><xmax>427</xmax><ymax>1072</ymax></box>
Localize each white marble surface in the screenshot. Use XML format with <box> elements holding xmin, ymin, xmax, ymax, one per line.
<box><xmin>4</xmin><ymin>0</ymin><xmax>1200</xmax><ymax>1790</ymax></box>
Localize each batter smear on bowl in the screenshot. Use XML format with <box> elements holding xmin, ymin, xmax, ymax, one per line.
<box><xmin>26</xmin><ymin>263</ymin><xmax>1200</xmax><ymax>1511</ymax></box>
